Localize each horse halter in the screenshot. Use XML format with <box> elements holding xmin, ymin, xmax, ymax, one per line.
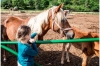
<box><xmin>50</xmin><ymin>7</ymin><xmax>73</xmax><ymax>37</ymax></box>
<box><xmin>52</xmin><ymin>18</ymin><xmax>72</xmax><ymax>31</ymax></box>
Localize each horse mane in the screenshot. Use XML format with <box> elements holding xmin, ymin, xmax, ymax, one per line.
<box><xmin>27</xmin><ymin>9</ymin><xmax>50</xmax><ymax>35</ymax></box>
<box><xmin>27</xmin><ymin>6</ymin><xmax>64</xmax><ymax>35</ymax></box>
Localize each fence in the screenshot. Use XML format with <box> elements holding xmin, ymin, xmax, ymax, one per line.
<box><xmin>1</xmin><ymin>38</ymin><xmax>99</xmax><ymax>66</ymax></box>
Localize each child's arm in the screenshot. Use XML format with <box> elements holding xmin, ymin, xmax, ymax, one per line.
<box><xmin>27</xmin><ymin>32</ymin><xmax>37</xmax><ymax>44</ymax></box>
<box><xmin>29</xmin><ymin>32</ymin><xmax>38</xmax><ymax>52</ymax></box>
<box><xmin>24</xmin><ymin>45</ymin><xmax>38</xmax><ymax>56</ymax></box>
<box><xmin>32</xmin><ymin>42</ymin><xmax>38</xmax><ymax>54</ymax></box>
<box><xmin>25</xmin><ymin>32</ymin><xmax>38</xmax><ymax>56</ymax></box>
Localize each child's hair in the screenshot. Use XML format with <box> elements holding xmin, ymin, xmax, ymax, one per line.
<box><xmin>16</xmin><ymin>25</ymin><xmax>31</xmax><ymax>41</ymax></box>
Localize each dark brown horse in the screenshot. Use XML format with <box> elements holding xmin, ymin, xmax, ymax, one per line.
<box><xmin>3</xmin><ymin>4</ymin><xmax>75</xmax><ymax>63</ymax></box>
<box><xmin>1</xmin><ymin>25</ymin><xmax>9</xmax><ymax>62</ymax></box>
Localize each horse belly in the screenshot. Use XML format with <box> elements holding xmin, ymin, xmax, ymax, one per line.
<box><xmin>82</xmin><ymin>43</ymin><xmax>94</xmax><ymax>56</ymax></box>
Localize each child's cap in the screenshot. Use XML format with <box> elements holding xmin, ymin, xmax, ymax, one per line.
<box><xmin>31</xmin><ymin>32</ymin><xmax>37</xmax><ymax>38</ymax></box>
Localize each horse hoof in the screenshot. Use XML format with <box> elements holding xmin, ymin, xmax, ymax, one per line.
<box><xmin>3</xmin><ymin>58</ymin><xmax>7</xmax><ymax>62</ymax></box>
<box><xmin>67</xmin><ymin>59</ymin><xmax>70</xmax><ymax>62</ymax></box>
<box><xmin>82</xmin><ymin>64</ymin><xmax>87</xmax><ymax>66</ymax></box>
<box><xmin>61</xmin><ymin>61</ymin><xmax>64</xmax><ymax>64</ymax></box>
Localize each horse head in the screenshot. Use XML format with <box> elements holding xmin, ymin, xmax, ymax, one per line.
<box><xmin>48</xmin><ymin>4</ymin><xmax>75</xmax><ymax>39</ymax></box>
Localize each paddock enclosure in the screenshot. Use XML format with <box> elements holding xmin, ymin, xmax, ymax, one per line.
<box><xmin>1</xmin><ymin>11</ymin><xmax>99</xmax><ymax>66</ymax></box>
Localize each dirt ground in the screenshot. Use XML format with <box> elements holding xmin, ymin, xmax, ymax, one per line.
<box><xmin>1</xmin><ymin>11</ymin><xmax>99</xmax><ymax>66</ymax></box>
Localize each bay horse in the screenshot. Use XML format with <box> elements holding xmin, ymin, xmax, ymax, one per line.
<box><xmin>62</xmin><ymin>26</ymin><xmax>99</xmax><ymax>66</ymax></box>
<box><xmin>3</xmin><ymin>4</ymin><xmax>75</xmax><ymax>64</ymax></box>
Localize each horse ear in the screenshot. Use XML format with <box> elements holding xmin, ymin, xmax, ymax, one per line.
<box><xmin>55</xmin><ymin>4</ymin><xmax>64</xmax><ymax>13</ymax></box>
<box><xmin>64</xmin><ymin>10</ymin><xmax>67</xmax><ymax>16</ymax></box>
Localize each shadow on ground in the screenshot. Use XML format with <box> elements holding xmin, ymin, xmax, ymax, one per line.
<box><xmin>1</xmin><ymin>46</ymin><xmax>99</xmax><ymax>66</ymax></box>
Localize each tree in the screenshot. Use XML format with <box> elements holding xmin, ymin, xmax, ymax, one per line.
<box><xmin>1</xmin><ymin>0</ymin><xmax>99</xmax><ymax>12</ymax></box>
<box><xmin>85</xmin><ymin>0</ymin><xmax>89</xmax><ymax>8</ymax></box>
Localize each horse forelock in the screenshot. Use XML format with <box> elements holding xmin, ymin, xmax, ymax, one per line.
<box><xmin>50</xmin><ymin>6</ymin><xmax>64</xmax><ymax>20</ymax></box>
<box><xmin>57</xmin><ymin>9</ymin><xmax>66</xmax><ymax>24</ymax></box>
<box><xmin>51</xmin><ymin>6</ymin><xmax>66</xmax><ymax>25</ymax></box>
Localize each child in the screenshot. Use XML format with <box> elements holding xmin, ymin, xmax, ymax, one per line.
<box><xmin>16</xmin><ymin>25</ymin><xmax>38</xmax><ymax>66</ymax></box>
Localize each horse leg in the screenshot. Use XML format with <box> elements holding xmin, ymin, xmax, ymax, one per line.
<box><xmin>94</xmin><ymin>50</ymin><xmax>99</xmax><ymax>57</ymax></box>
<box><xmin>82</xmin><ymin>52</ymin><xmax>88</xmax><ymax>66</ymax></box>
<box><xmin>37</xmin><ymin>35</ymin><xmax>42</xmax><ymax>47</ymax></box>
<box><xmin>3</xmin><ymin>45</ymin><xmax>7</xmax><ymax>62</ymax></box>
<box><xmin>87</xmin><ymin>55</ymin><xmax>93</xmax><ymax>66</ymax></box>
<box><xmin>82</xmin><ymin>44</ymin><xmax>88</xmax><ymax>66</ymax></box>
<box><xmin>66</xmin><ymin>43</ymin><xmax>71</xmax><ymax>62</ymax></box>
<box><xmin>61</xmin><ymin>44</ymin><xmax>66</xmax><ymax>64</ymax></box>
<box><xmin>3</xmin><ymin>50</ymin><xmax>7</xmax><ymax>62</ymax></box>
<box><xmin>1</xmin><ymin>26</ymin><xmax>7</xmax><ymax>62</ymax></box>
<box><xmin>15</xmin><ymin>44</ymin><xmax>18</xmax><ymax>52</ymax></box>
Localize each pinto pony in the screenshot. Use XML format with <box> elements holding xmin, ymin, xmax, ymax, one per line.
<box><xmin>61</xmin><ymin>26</ymin><xmax>99</xmax><ymax>66</ymax></box>
<box><xmin>3</xmin><ymin>4</ymin><xmax>75</xmax><ymax>62</ymax></box>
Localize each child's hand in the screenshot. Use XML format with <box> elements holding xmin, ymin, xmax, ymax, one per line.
<box><xmin>29</xmin><ymin>38</ymin><xmax>35</xmax><ymax>43</ymax></box>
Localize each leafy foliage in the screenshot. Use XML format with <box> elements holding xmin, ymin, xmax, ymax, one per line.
<box><xmin>1</xmin><ymin>0</ymin><xmax>99</xmax><ymax>12</ymax></box>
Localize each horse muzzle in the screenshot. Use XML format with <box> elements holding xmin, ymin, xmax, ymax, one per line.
<box><xmin>65</xmin><ymin>30</ymin><xmax>75</xmax><ymax>39</ymax></box>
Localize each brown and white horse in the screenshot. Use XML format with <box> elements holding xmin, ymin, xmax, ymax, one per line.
<box><xmin>73</xmin><ymin>27</ymin><xmax>99</xmax><ymax>66</ymax></box>
<box><xmin>62</xmin><ymin>26</ymin><xmax>99</xmax><ymax>66</ymax></box>
<box><xmin>3</xmin><ymin>4</ymin><xmax>75</xmax><ymax>63</ymax></box>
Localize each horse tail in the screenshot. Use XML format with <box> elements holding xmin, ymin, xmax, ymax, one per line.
<box><xmin>1</xmin><ymin>25</ymin><xmax>9</xmax><ymax>41</ymax></box>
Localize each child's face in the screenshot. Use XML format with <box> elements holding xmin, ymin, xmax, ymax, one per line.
<box><xmin>24</xmin><ymin>34</ymin><xmax>31</xmax><ymax>41</ymax></box>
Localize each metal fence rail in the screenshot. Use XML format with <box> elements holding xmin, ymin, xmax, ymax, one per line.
<box><xmin>1</xmin><ymin>44</ymin><xmax>18</xmax><ymax>56</ymax></box>
<box><xmin>1</xmin><ymin>38</ymin><xmax>99</xmax><ymax>44</ymax></box>
<box><xmin>1</xmin><ymin>45</ymin><xmax>41</xmax><ymax>66</ymax></box>
<box><xmin>1</xmin><ymin>38</ymin><xmax>99</xmax><ymax>66</ymax></box>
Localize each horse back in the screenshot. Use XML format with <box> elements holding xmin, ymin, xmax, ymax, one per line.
<box><xmin>3</xmin><ymin>16</ymin><xmax>29</xmax><ymax>40</ymax></box>
<box><xmin>4</xmin><ymin>16</ymin><xmax>25</xmax><ymax>27</ymax></box>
